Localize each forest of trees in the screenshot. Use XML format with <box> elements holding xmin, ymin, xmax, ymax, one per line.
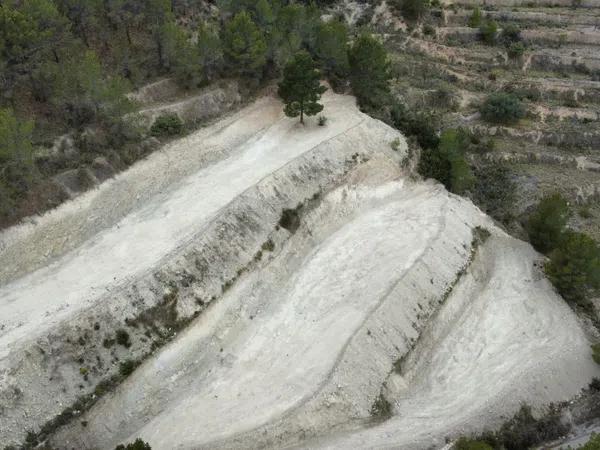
<box><xmin>0</xmin><ymin>0</ymin><xmax>391</xmax><ymax>227</ymax></box>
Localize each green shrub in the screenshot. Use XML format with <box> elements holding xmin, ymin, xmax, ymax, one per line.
<box><xmin>526</xmin><ymin>193</ymin><xmax>570</xmax><ymax>254</ymax></box>
<box><xmin>472</xmin><ymin>163</ymin><xmax>515</xmax><ymax>225</ymax></box>
<box><xmin>418</xmin><ymin>129</ymin><xmax>475</xmax><ymax>195</ymax></box>
<box><xmin>500</xmin><ymin>23</ymin><xmax>521</xmax><ymax>45</ymax></box>
<box><xmin>453</xmin><ymin>437</ymin><xmax>493</xmax><ymax>450</ymax></box>
<box><xmin>115</xmin><ymin>329</ymin><xmax>132</xmax><ymax>348</ymax></box>
<box><xmin>545</xmin><ymin>232</ymin><xmax>600</xmax><ymax>304</ymax></box>
<box><xmin>119</xmin><ymin>359</ymin><xmax>139</xmax><ymax>377</ymax></box>
<box><xmin>150</xmin><ymin>113</ymin><xmax>184</xmax><ymax>137</ymax></box>
<box><xmin>581</xmin><ymin>433</ymin><xmax>600</xmax><ymax>450</ymax></box>
<box><xmin>480</xmin><ymin>93</ymin><xmax>525</xmax><ymax>124</ymax></box>
<box><xmin>390</xmin><ymin>138</ymin><xmax>402</xmax><ymax>151</ymax></box>
<box><xmin>390</xmin><ymin>102</ymin><xmax>439</xmax><ymax>150</ymax></box>
<box><xmin>468</xmin><ymin>8</ymin><xmax>482</xmax><ymax>27</ymax></box>
<box><xmin>479</xmin><ymin>20</ymin><xmax>498</xmax><ymax>45</ymax></box>
<box><xmin>422</xmin><ymin>24</ymin><xmax>435</xmax><ymax>36</ymax></box>
<box><xmin>318</xmin><ymin>115</ymin><xmax>328</xmax><ymax>126</ymax></box>
<box><xmin>489</xmin><ymin>404</ymin><xmax>569</xmax><ymax>450</ymax></box>
<box><xmin>393</xmin><ymin>0</ymin><xmax>431</xmax><ymax>22</ymax></box>
<box><xmin>371</xmin><ymin>393</ymin><xmax>393</xmax><ymax>419</ymax></box>
<box><xmin>592</xmin><ymin>344</ymin><xmax>600</xmax><ymax>365</ymax></box>
<box><xmin>279</xmin><ymin>207</ymin><xmax>301</xmax><ymax>233</ymax></box>
<box><xmin>507</xmin><ymin>42</ymin><xmax>526</xmax><ymax>59</ymax></box>
<box><xmin>115</xmin><ymin>438</ymin><xmax>152</xmax><ymax>450</ymax></box>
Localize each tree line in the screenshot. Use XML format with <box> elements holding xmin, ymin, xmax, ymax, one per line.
<box><xmin>0</xmin><ymin>0</ymin><xmax>391</xmax><ymax>226</ymax></box>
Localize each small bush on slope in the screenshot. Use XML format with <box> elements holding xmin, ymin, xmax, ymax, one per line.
<box><xmin>391</xmin><ymin>0</ymin><xmax>431</xmax><ymax>22</ymax></box>
<box><xmin>468</xmin><ymin>8</ymin><xmax>482</xmax><ymax>27</ymax></box>
<box><xmin>479</xmin><ymin>404</ymin><xmax>569</xmax><ymax>450</ymax></box>
<box><xmin>453</xmin><ymin>437</ymin><xmax>493</xmax><ymax>450</ymax></box>
<box><xmin>526</xmin><ymin>193</ymin><xmax>570</xmax><ymax>254</ymax></box>
<box><xmin>480</xmin><ymin>93</ymin><xmax>525</xmax><ymax>124</ymax></box>
<box><xmin>545</xmin><ymin>231</ymin><xmax>600</xmax><ymax>304</ymax></box>
<box><xmin>371</xmin><ymin>392</ymin><xmax>393</xmax><ymax>420</ymax></box>
<box><xmin>592</xmin><ymin>344</ymin><xmax>600</xmax><ymax>365</ymax></box>
<box><xmin>150</xmin><ymin>113</ymin><xmax>184</xmax><ymax>137</ymax></box>
<box><xmin>472</xmin><ymin>163</ymin><xmax>515</xmax><ymax>226</ymax></box>
<box><xmin>115</xmin><ymin>438</ymin><xmax>152</xmax><ymax>450</ymax></box>
<box><xmin>479</xmin><ymin>20</ymin><xmax>498</xmax><ymax>45</ymax></box>
<box><xmin>418</xmin><ymin>129</ymin><xmax>475</xmax><ymax>195</ymax></box>
<box><xmin>580</xmin><ymin>433</ymin><xmax>600</xmax><ymax>449</ymax></box>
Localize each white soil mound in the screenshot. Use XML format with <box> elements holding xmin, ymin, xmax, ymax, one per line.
<box><xmin>0</xmin><ymin>91</ymin><xmax>597</xmax><ymax>449</ymax></box>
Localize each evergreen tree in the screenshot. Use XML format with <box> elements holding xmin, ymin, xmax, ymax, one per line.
<box><xmin>545</xmin><ymin>231</ymin><xmax>600</xmax><ymax>303</ymax></box>
<box><xmin>315</xmin><ymin>20</ymin><xmax>349</xmax><ymax>89</ymax></box>
<box><xmin>222</xmin><ymin>12</ymin><xmax>267</xmax><ymax>78</ymax></box>
<box><xmin>526</xmin><ymin>193</ymin><xmax>570</xmax><ymax>254</ymax></box>
<box><xmin>197</xmin><ymin>23</ymin><xmax>224</xmax><ymax>82</ymax></box>
<box><xmin>278</xmin><ymin>51</ymin><xmax>327</xmax><ymax>124</ymax></box>
<box><xmin>348</xmin><ymin>33</ymin><xmax>392</xmax><ymax>110</ymax></box>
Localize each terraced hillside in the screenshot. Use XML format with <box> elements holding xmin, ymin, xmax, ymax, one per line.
<box><xmin>1</xmin><ymin>1</ymin><xmax>600</xmax><ymax>449</ymax></box>
<box><xmin>370</xmin><ymin>0</ymin><xmax>600</xmax><ymax>239</ymax></box>
<box><xmin>1</xmin><ymin>90</ymin><xmax>597</xmax><ymax>450</ymax></box>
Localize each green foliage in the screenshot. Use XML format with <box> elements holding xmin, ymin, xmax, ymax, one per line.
<box><xmin>0</xmin><ymin>108</ymin><xmax>34</xmax><ymax>168</ymax></box>
<box><xmin>472</xmin><ymin>163</ymin><xmax>515</xmax><ymax>225</ymax></box>
<box><xmin>196</xmin><ymin>22</ymin><xmax>224</xmax><ymax>82</ymax></box>
<box><xmin>580</xmin><ymin>433</ymin><xmax>600</xmax><ymax>450</ymax></box>
<box><xmin>393</xmin><ymin>0</ymin><xmax>431</xmax><ymax>22</ymax></box>
<box><xmin>479</xmin><ymin>404</ymin><xmax>569</xmax><ymax>450</ymax></box>
<box><xmin>592</xmin><ymin>345</ymin><xmax>600</xmax><ymax>365</ymax></box>
<box><xmin>278</xmin><ymin>51</ymin><xmax>327</xmax><ymax>123</ymax></box>
<box><xmin>480</xmin><ymin>93</ymin><xmax>525</xmax><ymax>124</ymax></box>
<box><xmin>507</xmin><ymin>41</ymin><xmax>526</xmax><ymax>59</ymax></box>
<box><xmin>267</xmin><ymin>3</ymin><xmax>321</xmax><ymax>72</ymax></box>
<box><xmin>52</xmin><ymin>51</ymin><xmax>134</xmax><ymax>127</ymax></box>
<box><xmin>526</xmin><ymin>193</ymin><xmax>570</xmax><ymax>254</ymax></box>
<box><xmin>222</xmin><ymin>11</ymin><xmax>267</xmax><ymax>78</ymax></box>
<box><xmin>479</xmin><ymin>20</ymin><xmax>498</xmax><ymax>45</ymax></box>
<box><xmin>419</xmin><ymin>129</ymin><xmax>475</xmax><ymax>194</ymax></box>
<box><xmin>468</xmin><ymin>8</ymin><xmax>482</xmax><ymax>27</ymax></box>
<box><xmin>348</xmin><ymin>33</ymin><xmax>392</xmax><ymax>111</ymax></box>
<box><xmin>150</xmin><ymin>113</ymin><xmax>184</xmax><ymax>137</ymax></box>
<box><xmin>371</xmin><ymin>393</ymin><xmax>393</xmax><ymax>419</ymax></box>
<box><xmin>315</xmin><ymin>20</ymin><xmax>349</xmax><ymax>90</ymax></box>
<box><xmin>500</xmin><ymin>23</ymin><xmax>522</xmax><ymax>45</ymax></box>
<box><xmin>278</xmin><ymin>50</ymin><xmax>327</xmax><ymax>123</ymax></box>
<box><xmin>0</xmin><ymin>108</ymin><xmax>35</xmax><ymax>220</ymax></box>
<box><xmin>545</xmin><ymin>231</ymin><xmax>600</xmax><ymax>304</ymax></box>
<box><xmin>115</xmin><ymin>438</ymin><xmax>152</xmax><ymax>450</ymax></box>
<box><xmin>453</xmin><ymin>437</ymin><xmax>493</xmax><ymax>450</ymax></box>
<box><xmin>390</xmin><ymin>102</ymin><xmax>439</xmax><ymax>150</ymax></box>
<box><xmin>119</xmin><ymin>359</ymin><xmax>139</xmax><ymax>377</ymax></box>
<box><xmin>115</xmin><ymin>328</ymin><xmax>131</xmax><ymax>348</ymax></box>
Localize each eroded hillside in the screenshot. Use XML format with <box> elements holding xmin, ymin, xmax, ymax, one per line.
<box><xmin>0</xmin><ymin>91</ymin><xmax>597</xmax><ymax>449</ymax></box>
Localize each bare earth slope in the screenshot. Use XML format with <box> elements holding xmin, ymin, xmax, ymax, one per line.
<box><xmin>1</xmin><ymin>92</ymin><xmax>597</xmax><ymax>449</ymax></box>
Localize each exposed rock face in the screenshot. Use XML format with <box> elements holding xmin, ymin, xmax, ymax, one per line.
<box><xmin>0</xmin><ymin>92</ymin><xmax>597</xmax><ymax>449</ymax></box>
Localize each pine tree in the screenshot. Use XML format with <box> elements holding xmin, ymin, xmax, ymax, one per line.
<box><xmin>348</xmin><ymin>33</ymin><xmax>392</xmax><ymax>111</ymax></box>
<box><xmin>222</xmin><ymin>11</ymin><xmax>267</xmax><ymax>78</ymax></box>
<box><xmin>315</xmin><ymin>20</ymin><xmax>349</xmax><ymax>89</ymax></box>
<box><xmin>278</xmin><ymin>51</ymin><xmax>327</xmax><ymax>124</ymax></box>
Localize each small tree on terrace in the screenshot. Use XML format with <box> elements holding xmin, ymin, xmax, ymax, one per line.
<box><xmin>278</xmin><ymin>50</ymin><xmax>327</xmax><ymax>124</ymax></box>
